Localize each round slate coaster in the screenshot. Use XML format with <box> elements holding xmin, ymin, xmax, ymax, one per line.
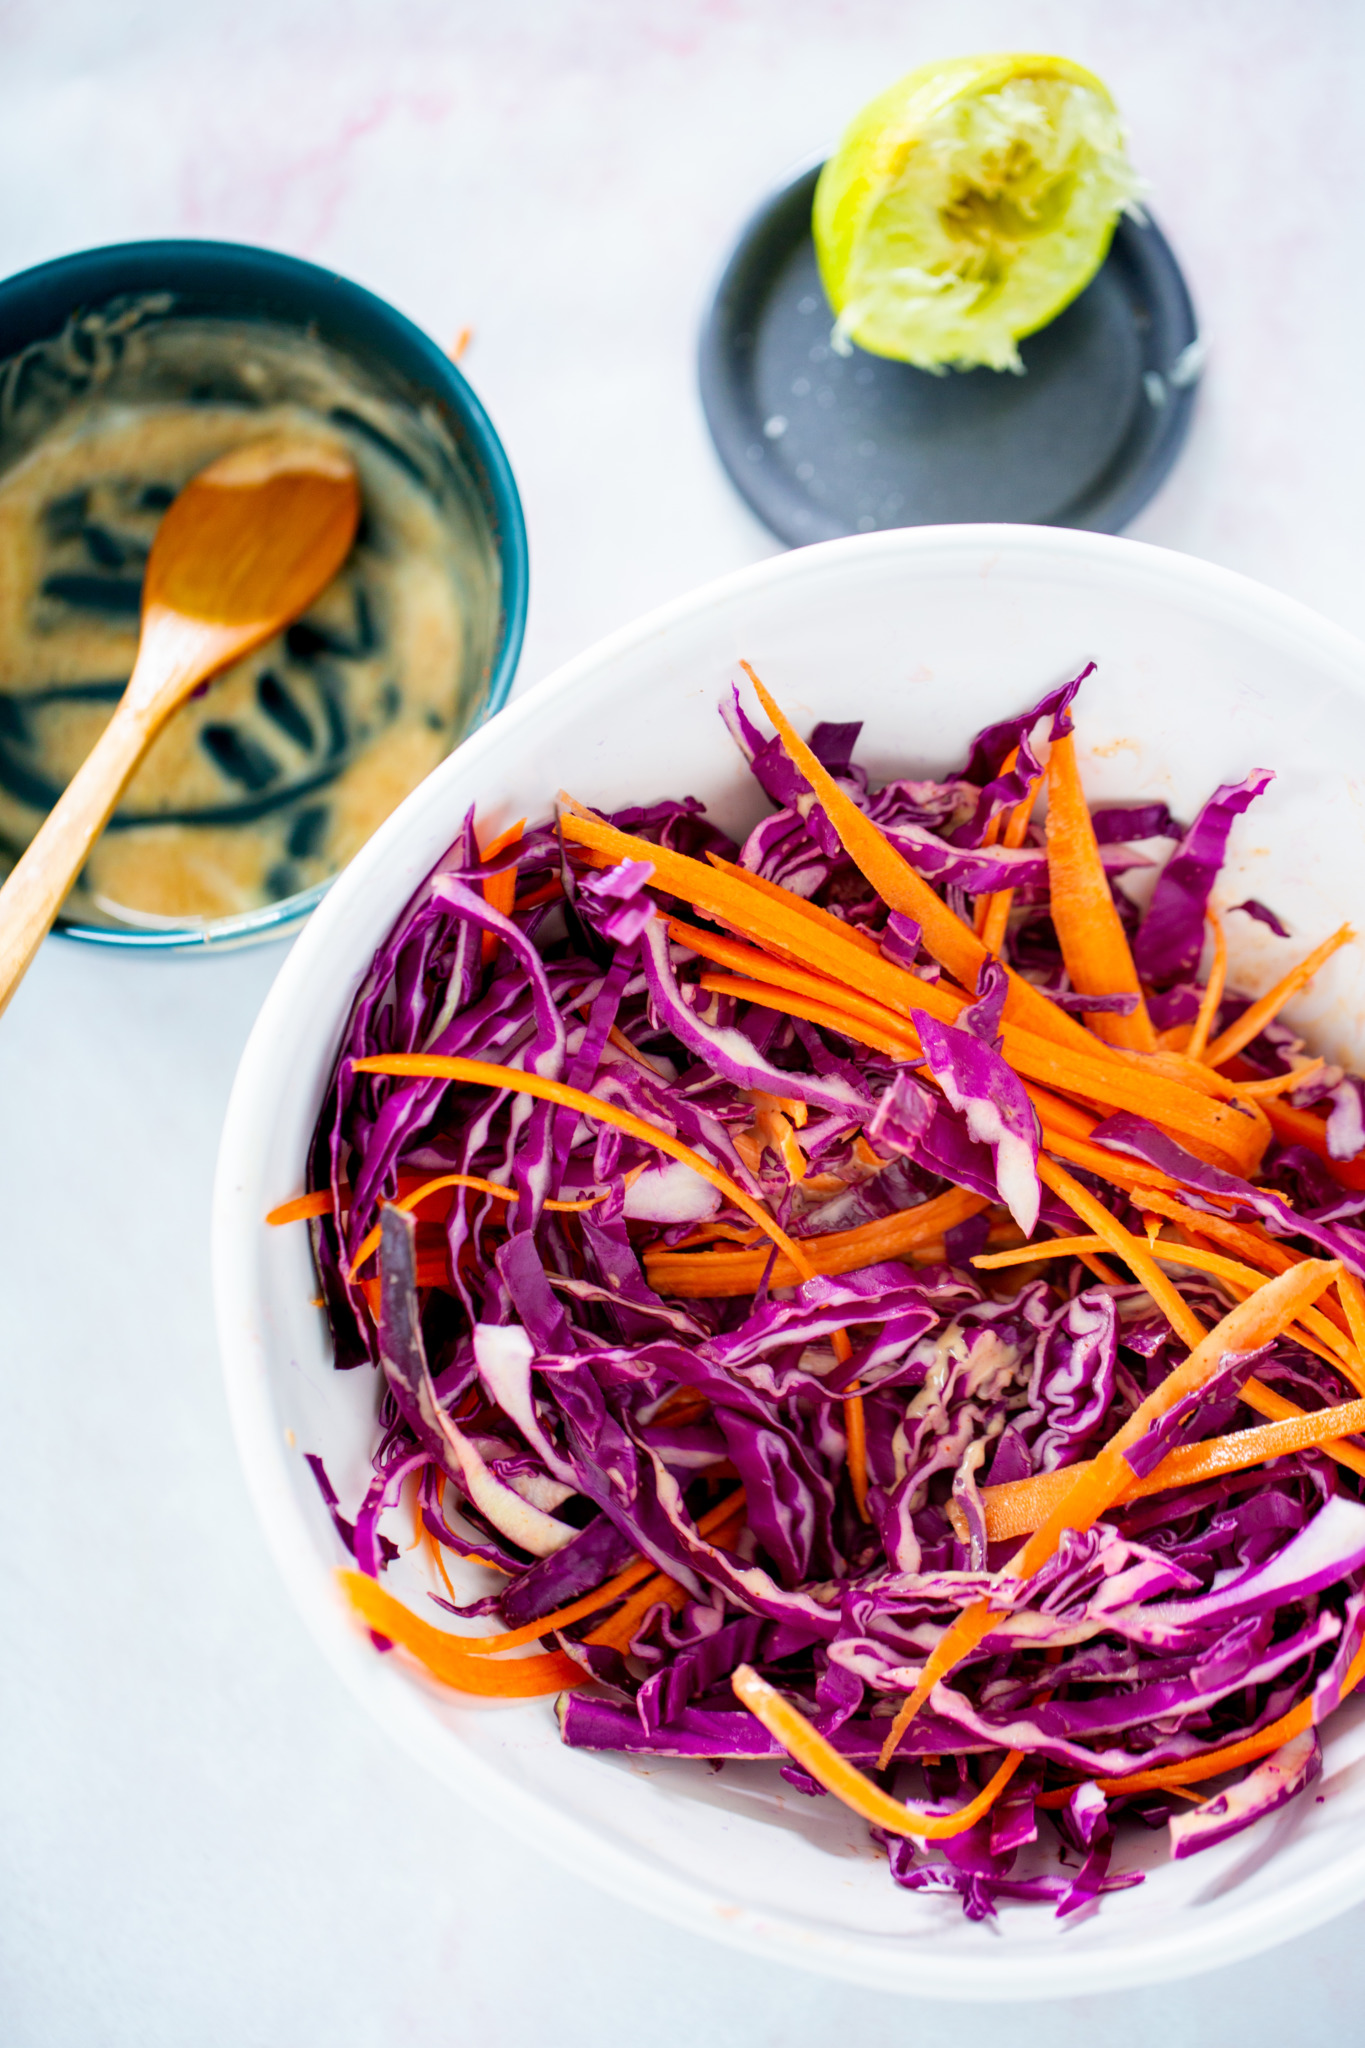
<box><xmin>699</xmin><ymin>162</ymin><xmax>1201</xmax><ymax>546</ymax></box>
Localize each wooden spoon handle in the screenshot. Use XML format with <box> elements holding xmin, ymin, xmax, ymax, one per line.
<box><xmin>0</xmin><ymin>703</ymin><xmax>151</xmax><ymax>1017</ymax></box>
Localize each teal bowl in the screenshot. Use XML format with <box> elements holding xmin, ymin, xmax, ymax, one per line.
<box><xmin>0</xmin><ymin>239</ymin><xmax>529</xmax><ymax>950</ymax></box>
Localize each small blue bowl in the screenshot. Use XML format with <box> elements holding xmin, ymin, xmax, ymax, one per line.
<box><xmin>0</xmin><ymin>239</ymin><xmax>529</xmax><ymax>950</ymax></box>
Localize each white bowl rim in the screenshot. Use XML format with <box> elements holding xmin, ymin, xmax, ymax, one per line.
<box><xmin>214</xmin><ymin>523</ymin><xmax>1365</xmax><ymax>2000</ymax></box>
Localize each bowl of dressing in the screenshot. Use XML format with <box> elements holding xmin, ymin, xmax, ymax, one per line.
<box><xmin>0</xmin><ymin>240</ymin><xmax>528</xmax><ymax>948</ymax></box>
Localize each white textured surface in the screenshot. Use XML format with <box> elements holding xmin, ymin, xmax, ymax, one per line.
<box><xmin>3</xmin><ymin>2</ymin><xmax>1365</xmax><ymax>2041</ymax></box>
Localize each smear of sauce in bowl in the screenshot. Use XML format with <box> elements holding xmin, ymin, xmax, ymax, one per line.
<box><xmin>0</xmin><ymin>302</ymin><xmax>500</xmax><ymax>928</ymax></box>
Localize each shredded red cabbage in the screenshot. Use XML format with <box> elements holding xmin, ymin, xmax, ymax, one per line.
<box><xmin>299</xmin><ymin>670</ymin><xmax>1365</xmax><ymax>1922</ymax></box>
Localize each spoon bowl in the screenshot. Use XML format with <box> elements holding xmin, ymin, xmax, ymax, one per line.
<box><xmin>0</xmin><ymin>435</ymin><xmax>360</xmax><ymax>1014</ymax></box>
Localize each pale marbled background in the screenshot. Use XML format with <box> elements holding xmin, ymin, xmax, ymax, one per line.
<box><xmin>2</xmin><ymin>3</ymin><xmax>1363</xmax><ymax>2042</ymax></box>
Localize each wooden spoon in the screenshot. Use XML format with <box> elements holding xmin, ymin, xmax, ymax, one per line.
<box><xmin>0</xmin><ymin>434</ymin><xmax>360</xmax><ymax>1015</ymax></box>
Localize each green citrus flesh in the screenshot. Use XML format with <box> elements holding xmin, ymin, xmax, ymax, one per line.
<box><xmin>813</xmin><ymin>53</ymin><xmax>1142</xmax><ymax>372</ymax></box>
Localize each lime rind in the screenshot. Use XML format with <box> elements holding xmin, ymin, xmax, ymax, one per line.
<box><xmin>814</xmin><ymin>53</ymin><xmax>1144</xmax><ymax>372</ymax></box>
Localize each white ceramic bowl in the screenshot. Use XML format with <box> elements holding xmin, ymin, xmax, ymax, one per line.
<box><xmin>214</xmin><ymin>526</ymin><xmax>1365</xmax><ymax>2000</ymax></box>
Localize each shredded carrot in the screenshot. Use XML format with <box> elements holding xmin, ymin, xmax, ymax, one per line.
<box><xmin>584</xmin><ymin>1571</ymin><xmax>690</xmax><ymax>1649</ymax></box>
<box><xmin>347</xmin><ymin>1172</ymin><xmax>517</xmax><ymax>1276</ymax></box>
<box><xmin>964</xmin><ymin>1394</ymin><xmax>1365</xmax><ymax>1542</ymax></box>
<box><xmin>512</xmin><ymin>878</ymin><xmax>563</xmax><ymax>913</ymax></box>
<box><xmin>977</xmin><ymin>1225</ymin><xmax>1364</xmax><ymax>1388</ymax></box>
<box><xmin>1144</xmin><ymin>1237</ymin><xmax>1365</xmax><ymax>1388</ymax></box>
<box><xmin>1037</xmin><ymin>1127</ymin><xmax>1181</xmax><ymax>1195</ymax></box>
<box><xmin>1043</xmin><ymin>732</ymin><xmax>1155</xmax><ymax>1050</ymax></box>
<box><xmin>977</xmin><ymin>761</ymin><xmax>1044</xmax><ymax>956</ymax></box>
<box><xmin>732</xmin><ymin>1665</ymin><xmax>1025</xmax><ymax>1840</ymax></box>
<box><xmin>1233</xmin><ymin>1060</ymin><xmax>1327</xmax><ymax>1100</ymax></box>
<box><xmin>670</xmin><ymin>917</ymin><xmax>960</xmax><ymax>1034</ymax></box>
<box><xmin>1184</xmin><ymin>910</ymin><xmax>1227</xmax><ymax>1060</ymax></box>
<box><xmin>266</xmin><ymin>1189</ymin><xmax>335</xmax><ymax>1225</ymax></box>
<box><xmin>644</xmin><ymin>1184</ymin><xmax>989</xmax><ymax>1297</ymax></box>
<box><xmin>1038</xmin><ymin>1156</ymin><xmax>1207</xmax><ymax>1348</ymax></box>
<box><xmin>974</xmin><ymin>1234</ymin><xmax>1114</xmax><ymax>1270</ymax></box>
<box><xmin>423</xmin><ymin>1491</ymin><xmax>746</xmax><ymax>1656</ymax></box>
<box><xmin>350</xmin><ymin>1054</ymin><xmax>813</xmax><ymax>1281</ymax></box>
<box><xmin>1202</xmin><ymin>924</ymin><xmax>1355</xmax><ymax>1068</ymax></box>
<box><xmin>563</xmin><ymin>810</ymin><xmax>953</xmax><ymax>1026</ymax></box>
<box><xmin>875</xmin><ymin>1260</ymin><xmax>1339</xmax><ymax>1762</ymax></box>
<box><xmin>739</xmin><ymin>664</ymin><xmax>1116</xmax><ymax>1061</ymax></box>
<box><xmin>698</xmin><ymin>970</ymin><xmax>921</xmax><ymax>1061</ymax></box>
<box><xmin>338</xmin><ymin>1570</ymin><xmax>586</xmax><ymax>1695</ymax></box>
<box><xmin>746</xmin><ymin>1091</ymin><xmax>809</xmax><ymax>1183</ymax></box>
<box><xmin>1079</xmin><ymin>1631</ymin><xmax>1365</xmax><ymax>1794</ymax></box>
<box><xmin>703</xmin><ymin>854</ymin><xmax>883</xmax><ymax>956</ymax></box>
<box><xmin>1238</xmin><ymin>1377</ymin><xmax>1365</xmax><ymax>1475</ymax></box>
<box><xmin>696</xmin><ymin>964</ymin><xmax>1263</xmax><ymax>1176</ymax></box>
<box><xmin>844</xmin><ymin>1388</ymin><xmax>870</xmax><ymax>1519</ymax></box>
<box><xmin>477</xmin><ymin>818</ymin><xmax>525</xmax><ymax>965</ymax></box>
<box><xmin>1257</xmin><ymin>1093</ymin><xmax>1365</xmax><ymax>1191</ymax></box>
<box><xmin>830</xmin><ymin>1327</ymin><xmax>870</xmax><ymax>1520</ymax></box>
<box><xmin>1339</xmin><ymin>1269</ymin><xmax>1365</xmax><ymax>1365</ymax></box>
<box><xmin>605</xmin><ymin>1022</ymin><xmax>672</xmax><ymax>1077</ymax></box>
<box><xmin>348</xmin><ymin>1168</ymin><xmax>626</xmax><ymax>1286</ymax></box>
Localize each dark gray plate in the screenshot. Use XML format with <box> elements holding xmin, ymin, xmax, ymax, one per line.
<box><xmin>699</xmin><ymin>163</ymin><xmax>1200</xmax><ymax>546</ymax></box>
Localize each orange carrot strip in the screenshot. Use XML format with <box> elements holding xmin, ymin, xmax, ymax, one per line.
<box><xmin>644</xmin><ymin>1185</ymin><xmax>989</xmax><ymax>1297</ymax></box>
<box><xmin>562</xmin><ymin>810</ymin><xmax>959</xmax><ymax>1027</ymax></box>
<box><xmin>1137</xmin><ymin>1236</ymin><xmax>1365</xmax><ymax>1387</ymax></box>
<box><xmin>1339</xmin><ymin>1269</ymin><xmax>1365</xmax><ymax>1365</ymax></box>
<box><xmin>581</xmin><ymin>805</ymin><xmax>1244</xmax><ymax>1166</ymax></box>
<box><xmin>1257</xmin><ymin>1094</ymin><xmax>1365</xmax><ymax>1191</ymax></box>
<box><xmin>1233</xmin><ymin>1060</ymin><xmax>1326</xmax><ymax>1100</ymax></box>
<box><xmin>670</xmin><ymin>916</ymin><xmax>964</xmax><ymax>1033</ymax></box>
<box><xmin>1038</xmin><ymin>1155</ymin><xmax>1208</xmax><ymax>1348</ymax></box>
<box><xmin>1238</xmin><ymin>1378</ymin><xmax>1365</xmax><ymax>1475</ymax></box>
<box><xmin>1185</xmin><ymin>911</ymin><xmax>1227</xmax><ymax>1061</ymax></box>
<box><xmin>434</xmin><ymin>1491</ymin><xmax>745</xmax><ymax>1655</ymax></box>
<box><xmin>977</xmin><ymin>765</ymin><xmax>1044</xmax><ymax>956</ymax></box>
<box><xmin>1001</xmin><ymin>1028</ymin><xmax>1263</xmax><ymax>1172</ymax></box>
<box><xmin>347</xmin><ymin>1172</ymin><xmax>518</xmax><ymax>1277</ymax></box>
<box><xmin>266</xmin><ymin>1189</ymin><xmax>336</xmax><ymax>1225</ymax></box>
<box><xmin>584</xmin><ymin>1570</ymin><xmax>690</xmax><ymax>1649</ymax></box>
<box><xmin>1086</xmin><ymin>1631</ymin><xmax>1365</xmax><ymax>1793</ymax></box>
<box><xmin>1031</xmin><ymin>1177</ymin><xmax>1364</xmax><ymax>1380</ymax></box>
<box><xmin>585</xmin><ymin>1500</ymin><xmax>750</xmax><ymax>1652</ymax></box>
<box><xmin>337</xmin><ymin>1570</ymin><xmax>586</xmax><ymax>1695</ymax></box>
<box><xmin>740</xmin><ymin>665</ymin><xmax>1114</xmax><ymax>1060</ymax></box>
<box><xmin>1039</xmin><ymin>1127</ymin><xmax>1184</xmax><ymax>1196</ymax></box>
<box><xmin>1137</xmin><ymin>1190</ymin><xmax>1286</xmax><ymax>1261</ymax></box>
<box><xmin>704</xmin><ymin>855</ymin><xmax>883</xmax><ymax>956</ymax></box>
<box><xmin>478</xmin><ymin>818</ymin><xmax>526</xmax><ymax>966</ymax></box>
<box><xmin>1043</xmin><ymin>732</ymin><xmax>1155</xmax><ymax>1051</ymax></box>
<box><xmin>876</xmin><ymin>1259</ymin><xmax>1339</xmax><ymax>1762</ymax></box>
<box><xmin>512</xmin><ymin>878</ymin><xmax>564</xmax><ymax>913</ymax></box>
<box><xmin>998</xmin><ymin>1223</ymin><xmax>1362</xmax><ymax>1384</ymax></box>
<box><xmin>830</xmin><ymin>1327</ymin><xmax>870</xmax><ymax>1521</ymax></box>
<box><xmin>1203</xmin><ymin>924</ymin><xmax>1355</xmax><ymax>1067</ymax></box>
<box><xmin>697</xmin><ymin>965</ymin><xmax>1260</xmax><ymax>1173</ymax></box>
<box><xmin>697</xmin><ymin>971</ymin><xmax>921</xmax><ymax>1062</ymax></box>
<box><xmin>971</xmin><ymin>1395</ymin><xmax>1365</xmax><ymax>1542</ymax></box>
<box><xmin>974</xmin><ymin>1234</ymin><xmax>1111</xmax><ymax>1269</ymax></box>
<box><xmin>350</xmin><ymin>1054</ymin><xmax>812</xmax><ymax>1280</ymax></box>
<box><xmin>732</xmin><ymin>1665</ymin><xmax>1025</xmax><ymax>1840</ymax></box>
<box><xmin>844</xmin><ymin>1389</ymin><xmax>870</xmax><ymax>1519</ymax></box>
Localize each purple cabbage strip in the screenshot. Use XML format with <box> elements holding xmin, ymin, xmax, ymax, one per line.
<box><xmin>1169</xmin><ymin>1728</ymin><xmax>1322</xmax><ymax>1859</ymax></box>
<box><xmin>911</xmin><ymin>1011</ymin><xmax>1041</xmax><ymax>1234</ymax></box>
<box><xmin>1233</xmin><ymin>898</ymin><xmax>1291</xmax><ymax>939</ymax></box>
<box><xmin>1133</xmin><ymin>770</ymin><xmax>1275</xmax><ymax>983</ymax></box>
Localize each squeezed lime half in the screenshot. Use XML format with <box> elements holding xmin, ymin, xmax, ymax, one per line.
<box><xmin>813</xmin><ymin>53</ymin><xmax>1143</xmax><ymax>372</ymax></box>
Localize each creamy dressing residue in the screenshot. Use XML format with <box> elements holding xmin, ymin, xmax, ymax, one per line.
<box><xmin>0</xmin><ymin>302</ymin><xmax>500</xmax><ymax>925</ymax></box>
